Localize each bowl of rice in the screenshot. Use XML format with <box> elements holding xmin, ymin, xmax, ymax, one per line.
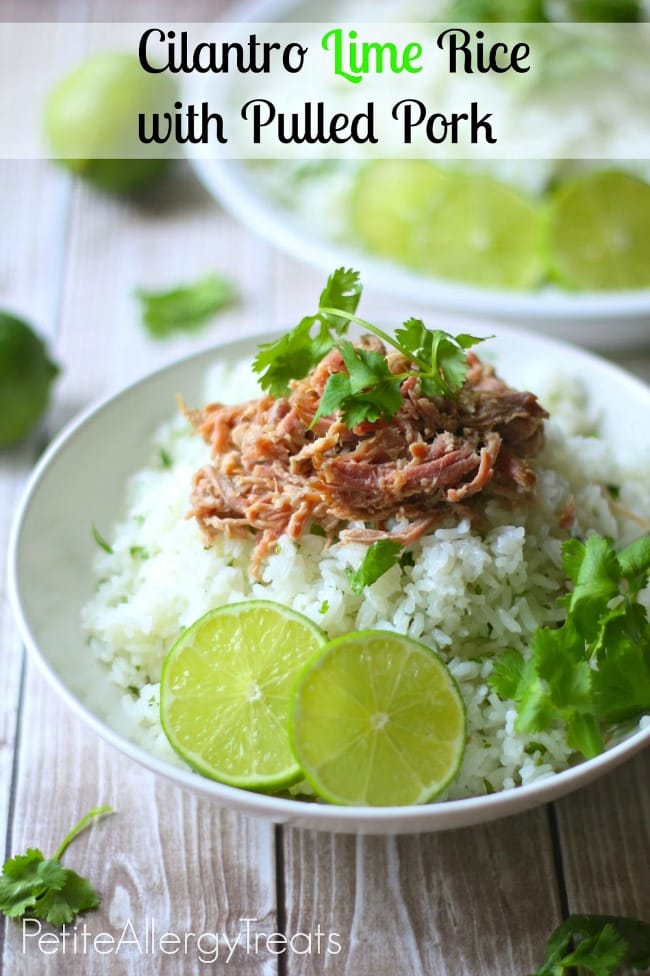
<box><xmin>9</xmin><ymin>319</ymin><xmax>650</xmax><ymax>834</ymax></box>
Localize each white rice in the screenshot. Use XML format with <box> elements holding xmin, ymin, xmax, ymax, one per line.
<box><xmin>81</xmin><ymin>360</ymin><xmax>650</xmax><ymax>800</ymax></box>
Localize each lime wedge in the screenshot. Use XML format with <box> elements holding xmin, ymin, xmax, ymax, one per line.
<box><xmin>351</xmin><ymin>160</ymin><xmax>451</xmax><ymax>262</ymax></box>
<box><xmin>290</xmin><ymin>631</ymin><xmax>466</xmax><ymax>806</ymax></box>
<box><xmin>160</xmin><ymin>601</ymin><xmax>326</xmax><ymax>790</ymax></box>
<box><xmin>546</xmin><ymin>170</ymin><xmax>650</xmax><ymax>290</ymax></box>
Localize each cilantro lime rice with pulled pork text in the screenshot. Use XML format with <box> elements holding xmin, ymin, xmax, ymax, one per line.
<box><xmin>82</xmin><ymin>270</ymin><xmax>650</xmax><ymax>806</ymax></box>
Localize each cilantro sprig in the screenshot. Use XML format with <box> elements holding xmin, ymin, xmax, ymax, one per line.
<box><xmin>136</xmin><ymin>271</ymin><xmax>236</xmax><ymax>339</ymax></box>
<box><xmin>253</xmin><ymin>268</ymin><xmax>486</xmax><ymax>425</ymax></box>
<box><xmin>531</xmin><ymin>914</ymin><xmax>650</xmax><ymax>976</ymax></box>
<box><xmin>489</xmin><ymin>534</ymin><xmax>650</xmax><ymax>759</ymax></box>
<box><xmin>253</xmin><ymin>268</ymin><xmax>362</xmax><ymax>397</ymax></box>
<box><xmin>0</xmin><ymin>806</ymin><xmax>112</xmax><ymax>925</ymax></box>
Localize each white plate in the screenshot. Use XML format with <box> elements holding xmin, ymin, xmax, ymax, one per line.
<box><xmin>8</xmin><ymin>325</ymin><xmax>650</xmax><ymax>833</ymax></box>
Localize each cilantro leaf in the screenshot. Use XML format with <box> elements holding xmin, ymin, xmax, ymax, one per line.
<box><xmin>254</xmin><ymin>317</ymin><xmax>321</xmax><ymax>397</ymax></box>
<box><xmin>561</xmin><ymin>925</ymin><xmax>628</xmax><ymax>976</ymax></box>
<box><xmin>394</xmin><ymin>317</ymin><xmax>433</xmax><ymax>359</ymax></box>
<box><xmin>92</xmin><ymin>523</ymin><xmax>113</xmax><ymax>554</ymax></box>
<box><xmin>593</xmin><ymin>642</ymin><xmax>650</xmax><ymax>723</ymax></box>
<box><xmin>532</xmin><ymin>914</ymin><xmax>650</xmax><ymax>976</ymax></box>
<box><xmin>0</xmin><ymin>806</ymin><xmax>112</xmax><ymax>926</ymax></box>
<box><xmin>561</xmin><ymin>536</ymin><xmax>621</xmax><ymax>641</ymax></box>
<box><xmin>318</xmin><ymin>267</ymin><xmax>362</xmax><ymax>331</ymax></box>
<box><xmin>488</xmin><ymin>648</ymin><xmax>527</xmax><ymax>700</ymax></box>
<box><xmin>618</xmin><ymin>535</ymin><xmax>650</xmax><ymax>596</ymax></box>
<box><xmin>254</xmin><ymin>268</ymin><xmax>362</xmax><ymax>397</ymax></box>
<box><xmin>313</xmin><ymin>341</ymin><xmax>404</xmax><ymax>427</ymax></box>
<box><xmin>347</xmin><ymin>540</ymin><xmax>404</xmax><ymax>593</ymax></box>
<box><xmin>395</xmin><ymin>320</ymin><xmax>487</xmax><ymax>398</ymax></box>
<box><xmin>31</xmin><ymin>870</ymin><xmax>100</xmax><ymax>926</ymax></box>
<box><xmin>0</xmin><ymin>851</ymin><xmax>64</xmax><ymax>918</ymax></box>
<box><xmin>491</xmin><ymin>532</ymin><xmax>650</xmax><ymax>760</ymax></box>
<box><xmin>255</xmin><ymin>268</ymin><xmax>486</xmax><ymax>421</ymax></box>
<box><xmin>136</xmin><ymin>272</ymin><xmax>235</xmax><ymax>338</ymax></box>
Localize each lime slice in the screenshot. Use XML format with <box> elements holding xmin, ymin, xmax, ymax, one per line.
<box><xmin>351</xmin><ymin>160</ymin><xmax>451</xmax><ymax>262</ymax></box>
<box><xmin>351</xmin><ymin>164</ymin><xmax>544</xmax><ymax>290</ymax></box>
<box><xmin>546</xmin><ymin>170</ymin><xmax>650</xmax><ymax>291</ymax></box>
<box><xmin>160</xmin><ymin>600</ymin><xmax>326</xmax><ymax>790</ymax></box>
<box><xmin>290</xmin><ymin>631</ymin><xmax>466</xmax><ymax>806</ymax></box>
<box><xmin>415</xmin><ymin>172</ymin><xmax>545</xmax><ymax>290</ymax></box>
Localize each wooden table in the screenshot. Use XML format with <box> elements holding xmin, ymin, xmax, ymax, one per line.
<box><xmin>1</xmin><ymin>3</ymin><xmax>650</xmax><ymax>974</ymax></box>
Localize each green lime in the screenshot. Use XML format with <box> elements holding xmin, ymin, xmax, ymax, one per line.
<box><xmin>160</xmin><ymin>600</ymin><xmax>326</xmax><ymax>791</ymax></box>
<box><xmin>351</xmin><ymin>160</ymin><xmax>451</xmax><ymax>262</ymax></box>
<box><xmin>546</xmin><ymin>170</ymin><xmax>650</xmax><ymax>291</ymax></box>
<box><xmin>0</xmin><ymin>313</ymin><xmax>59</xmax><ymax>448</ymax></box>
<box><xmin>290</xmin><ymin>631</ymin><xmax>466</xmax><ymax>806</ymax></box>
<box><xmin>44</xmin><ymin>52</ymin><xmax>175</xmax><ymax>195</ymax></box>
<box><xmin>416</xmin><ymin>172</ymin><xmax>545</xmax><ymax>290</ymax></box>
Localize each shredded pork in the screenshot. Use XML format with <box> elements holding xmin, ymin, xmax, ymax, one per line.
<box><xmin>187</xmin><ymin>342</ymin><xmax>548</xmax><ymax>577</ymax></box>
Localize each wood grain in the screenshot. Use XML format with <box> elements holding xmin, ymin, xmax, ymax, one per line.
<box><xmin>555</xmin><ymin>749</ymin><xmax>650</xmax><ymax>918</ymax></box>
<box><xmin>281</xmin><ymin>810</ymin><xmax>562</xmax><ymax>976</ymax></box>
<box><xmin>1</xmin><ymin>126</ymin><xmax>279</xmax><ymax>975</ymax></box>
<box><xmin>2</xmin><ymin>664</ymin><xmax>277</xmax><ymax>976</ymax></box>
<box><xmin>0</xmin><ymin>160</ymin><xmax>73</xmax><ymax>849</ymax></box>
<box><xmin>1</xmin><ymin>5</ymin><xmax>649</xmax><ymax>975</ymax></box>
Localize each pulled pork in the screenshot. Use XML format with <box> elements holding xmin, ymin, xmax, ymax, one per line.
<box><xmin>187</xmin><ymin>341</ymin><xmax>548</xmax><ymax>577</ymax></box>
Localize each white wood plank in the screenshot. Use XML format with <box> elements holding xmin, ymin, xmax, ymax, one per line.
<box><xmin>2</xmin><ymin>661</ymin><xmax>278</xmax><ymax>976</ymax></box>
<box><xmin>49</xmin><ymin>164</ymin><xmax>271</xmax><ymax>436</ymax></box>
<box><xmin>555</xmin><ymin>750</ymin><xmax>650</xmax><ymax>918</ymax></box>
<box><xmin>0</xmin><ymin>160</ymin><xmax>73</xmax><ymax>848</ymax></box>
<box><xmin>3</xmin><ymin>110</ymin><xmax>279</xmax><ymax>976</ymax></box>
<box><xmin>281</xmin><ymin>810</ymin><xmax>562</xmax><ymax>976</ymax></box>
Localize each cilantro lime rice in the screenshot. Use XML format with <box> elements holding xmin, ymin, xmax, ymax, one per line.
<box><xmin>81</xmin><ymin>356</ymin><xmax>650</xmax><ymax>802</ymax></box>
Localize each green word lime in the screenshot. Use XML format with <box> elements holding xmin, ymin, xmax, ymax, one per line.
<box><xmin>546</xmin><ymin>170</ymin><xmax>650</xmax><ymax>291</ymax></box>
<box><xmin>160</xmin><ymin>601</ymin><xmax>326</xmax><ymax>791</ymax></box>
<box><xmin>0</xmin><ymin>313</ymin><xmax>58</xmax><ymax>448</ymax></box>
<box><xmin>290</xmin><ymin>630</ymin><xmax>466</xmax><ymax>806</ymax></box>
<box><xmin>44</xmin><ymin>52</ymin><xmax>175</xmax><ymax>195</ymax></box>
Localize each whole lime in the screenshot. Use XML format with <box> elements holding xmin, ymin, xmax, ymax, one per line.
<box><xmin>44</xmin><ymin>52</ymin><xmax>175</xmax><ymax>195</ymax></box>
<box><xmin>0</xmin><ymin>313</ymin><xmax>59</xmax><ymax>447</ymax></box>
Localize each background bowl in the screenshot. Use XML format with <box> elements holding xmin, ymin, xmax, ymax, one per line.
<box><xmin>190</xmin><ymin>156</ymin><xmax>650</xmax><ymax>352</ymax></box>
<box><xmin>9</xmin><ymin>326</ymin><xmax>650</xmax><ymax>834</ymax></box>
<box><xmin>186</xmin><ymin>0</ymin><xmax>650</xmax><ymax>351</ymax></box>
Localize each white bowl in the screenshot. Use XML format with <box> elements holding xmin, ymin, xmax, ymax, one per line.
<box><xmin>9</xmin><ymin>327</ymin><xmax>650</xmax><ymax>834</ymax></box>
<box><xmin>185</xmin><ymin>0</ymin><xmax>650</xmax><ymax>351</ymax></box>
<box><xmin>191</xmin><ymin>156</ymin><xmax>650</xmax><ymax>352</ymax></box>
